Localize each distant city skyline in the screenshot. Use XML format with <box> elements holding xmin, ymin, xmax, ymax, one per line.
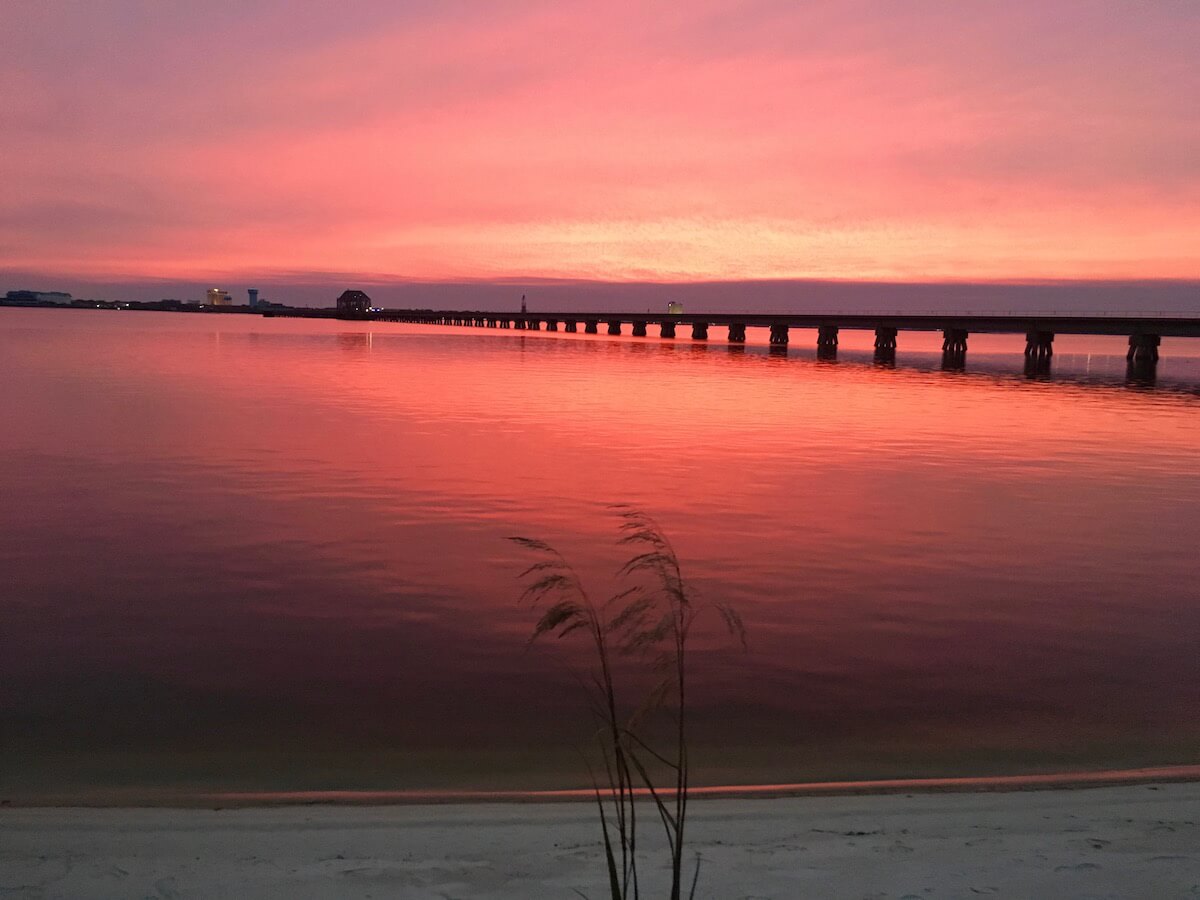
<box><xmin>3</xmin><ymin>2</ymin><xmax>1199</xmax><ymax>292</ymax></box>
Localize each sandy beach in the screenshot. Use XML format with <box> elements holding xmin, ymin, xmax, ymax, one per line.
<box><xmin>3</xmin><ymin>782</ymin><xmax>1199</xmax><ymax>898</ymax></box>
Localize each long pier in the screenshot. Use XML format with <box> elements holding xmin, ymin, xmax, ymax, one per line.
<box><xmin>267</xmin><ymin>308</ymin><xmax>1200</xmax><ymax>375</ymax></box>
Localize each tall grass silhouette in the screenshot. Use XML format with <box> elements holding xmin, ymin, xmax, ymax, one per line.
<box><xmin>510</xmin><ymin>506</ymin><xmax>745</xmax><ymax>900</ymax></box>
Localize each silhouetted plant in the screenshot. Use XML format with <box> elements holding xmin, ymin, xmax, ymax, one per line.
<box><xmin>510</xmin><ymin>506</ymin><xmax>745</xmax><ymax>899</ymax></box>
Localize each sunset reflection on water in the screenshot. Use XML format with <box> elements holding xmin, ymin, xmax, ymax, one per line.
<box><xmin>2</xmin><ymin>309</ymin><xmax>1199</xmax><ymax>802</ymax></box>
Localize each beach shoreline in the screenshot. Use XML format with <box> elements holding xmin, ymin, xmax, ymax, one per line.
<box><xmin>6</xmin><ymin>763</ymin><xmax>1200</xmax><ymax>810</ymax></box>
<box><xmin>3</xmin><ymin>781</ymin><xmax>1198</xmax><ymax>898</ymax></box>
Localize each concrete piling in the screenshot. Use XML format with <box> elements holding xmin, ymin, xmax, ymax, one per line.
<box><xmin>1025</xmin><ymin>331</ymin><xmax>1054</xmax><ymax>359</ymax></box>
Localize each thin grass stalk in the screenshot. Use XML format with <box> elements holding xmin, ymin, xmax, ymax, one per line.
<box><xmin>687</xmin><ymin>855</ymin><xmax>702</xmax><ymax>900</ymax></box>
<box><xmin>592</xmin><ymin>776</ymin><xmax>623</xmax><ymax>900</ymax></box>
<box><xmin>624</xmin><ymin>744</ymin><xmax>677</xmax><ymax>859</ymax></box>
<box><xmin>512</xmin><ymin>513</ymin><xmax>743</xmax><ymax>900</ymax></box>
<box><xmin>671</xmin><ymin>594</ymin><xmax>687</xmax><ymax>900</ymax></box>
<box><xmin>604</xmin><ymin>633</ymin><xmax>644</xmax><ymax>898</ymax></box>
<box><xmin>593</xmin><ymin>611</ymin><xmax>638</xmax><ymax>899</ymax></box>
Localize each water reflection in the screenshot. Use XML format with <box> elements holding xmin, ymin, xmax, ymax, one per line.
<box><xmin>1023</xmin><ymin>355</ymin><xmax>1053</xmax><ymax>381</ymax></box>
<box><xmin>1</xmin><ymin>309</ymin><xmax>1199</xmax><ymax>800</ymax></box>
<box><xmin>873</xmin><ymin>348</ymin><xmax>896</xmax><ymax>369</ymax></box>
<box><xmin>1126</xmin><ymin>359</ymin><xmax>1158</xmax><ymax>388</ymax></box>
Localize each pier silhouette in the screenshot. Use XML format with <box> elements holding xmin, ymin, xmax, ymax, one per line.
<box><xmin>267</xmin><ymin>306</ymin><xmax>1200</xmax><ymax>378</ymax></box>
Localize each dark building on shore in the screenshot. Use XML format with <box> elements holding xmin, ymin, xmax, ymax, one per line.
<box><xmin>336</xmin><ymin>290</ymin><xmax>371</xmax><ymax>315</ymax></box>
<box><xmin>5</xmin><ymin>290</ymin><xmax>72</xmax><ymax>305</ymax></box>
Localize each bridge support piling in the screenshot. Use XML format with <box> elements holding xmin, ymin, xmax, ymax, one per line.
<box><xmin>564</xmin><ymin>320</ymin><xmax>577</xmax><ymax>332</ymax></box>
<box><xmin>584</xmin><ymin>320</ymin><xmax>598</xmax><ymax>334</ymax></box>
<box><xmin>942</xmin><ymin>328</ymin><xmax>969</xmax><ymax>369</ymax></box>
<box><xmin>769</xmin><ymin>323</ymin><xmax>789</xmax><ymax>345</ymax></box>
<box><xmin>660</xmin><ymin>321</ymin><xmax>676</xmax><ymax>338</ymax></box>
<box><xmin>545</xmin><ymin>319</ymin><xmax>558</xmax><ymax>331</ymax></box>
<box><xmin>607</xmin><ymin>320</ymin><xmax>622</xmax><ymax>335</ymax></box>
<box><xmin>728</xmin><ymin>323</ymin><xmax>747</xmax><ymax>343</ymax></box>
<box><xmin>874</xmin><ymin>326</ymin><xmax>897</xmax><ymax>364</ymax></box>
<box><xmin>942</xmin><ymin>328</ymin><xmax>968</xmax><ymax>354</ymax></box>
<box><xmin>631</xmin><ymin>320</ymin><xmax>647</xmax><ymax>337</ymax></box>
<box><xmin>1127</xmin><ymin>333</ymin><xmax>1160</xmax><ymax>364</ymax></box>
<box><xmin>817</xmin><ymin>325</ymin><xmax>839</xmax><ymax>359</ymax></box>
<box><xmin>874</xmin><ymin>327</ymin><xmax>898</xmax><ymax>351</ymax></box>
<box><xmin>1025</xmin><ymin>331</ymin><xmax>1054</xmax><ymax>359</ymax></box>
<box><xmin>691</xmin><ymin>322</ymin><xmax>709</xmax><ymax>340</ymax></box>
<box><xmin>1126</xmin><ymin>334</ymin><xmax>1160</xmax><ymax>384</ymax></box>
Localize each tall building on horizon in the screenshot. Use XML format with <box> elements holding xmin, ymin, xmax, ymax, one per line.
<box><xmin>205</xmin><ymin>288</ymin><xmax>232</xmax><ymax>306</ymax></box>
<box><xmin>248</xmin><ymin>288</ymin><xmax>259</xmax><ymax>308</ymax></box>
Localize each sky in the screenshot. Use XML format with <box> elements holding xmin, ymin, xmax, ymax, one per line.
<box><xmin>2</xmin><ymin>1</ymin><xmax>1199</xmax><ymax>306</ymax></box>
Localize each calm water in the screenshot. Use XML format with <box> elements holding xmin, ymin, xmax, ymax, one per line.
<box><xmin>2</xmin><ymin>308</ymin><xmax>1199</xmax><ymax>802</ymax></box>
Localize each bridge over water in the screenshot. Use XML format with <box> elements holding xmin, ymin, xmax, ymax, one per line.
<box><xmin>267</xmin><ymin>308</ymin><xmax>1200</xmax><ymax>374</ymax></box>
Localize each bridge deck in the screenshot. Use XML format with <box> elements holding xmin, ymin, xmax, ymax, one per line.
<box><xmin>366</xmin><ymin>311</ymin><xmax>1200</xmax><ymax>337</ymax></box>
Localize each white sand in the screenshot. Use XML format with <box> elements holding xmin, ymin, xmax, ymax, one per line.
<box><xmin>2</xmin><ymin>783</ymin><xmax>1199</xmax><ymax>899</ymax></box>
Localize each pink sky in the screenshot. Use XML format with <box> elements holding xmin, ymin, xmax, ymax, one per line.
<box><xmin>2</xmin><ymin>1</ymin><xmax>1198</xmax><ymax>291</ymax></box>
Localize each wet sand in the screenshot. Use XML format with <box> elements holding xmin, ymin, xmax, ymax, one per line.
<box><xmin>3</xmin><ymin>781</ymin><xmax>1199</xmax><ymax>898</ymax></box>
